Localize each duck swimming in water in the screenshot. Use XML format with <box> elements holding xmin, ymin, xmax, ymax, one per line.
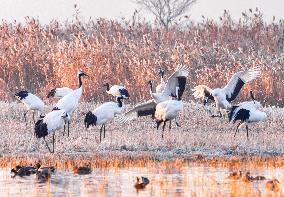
<box><xmin>134</xmin><ymin>177</ymin><xmax>150</xmax><ymax>190</ymax></box>
<box><xmin>72</xmin><ymin>165</ymin><xmax>92</xmax><ymax>175</ymax></box>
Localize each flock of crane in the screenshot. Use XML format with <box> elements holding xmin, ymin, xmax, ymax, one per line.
<box><xmin>14</xmin><ymin>65</ymin><xmax>266</xmax><ymax>153</ymax></box>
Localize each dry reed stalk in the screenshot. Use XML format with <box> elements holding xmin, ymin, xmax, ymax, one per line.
<box><xmin>0</xmin><ymin>10</ymin><xmax>282</xmax><ymax>105</ymax></box>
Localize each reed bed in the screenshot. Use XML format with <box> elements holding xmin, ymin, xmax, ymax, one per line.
<box><xmin>0</xmin><ymin>100</ymin><xmax>283</xmax><ymax>167</ymax></box>
<box><xmin>3</xmin><ymin>153</ymin><xmax>284</xmax><ymax>170</ymax></box>
<box><xmin>0</xmin><ymin>9</ymin><xmax>283</xmax><ymax>105</ymax></box>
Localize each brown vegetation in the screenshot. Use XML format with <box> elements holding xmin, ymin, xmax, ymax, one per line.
<box><xmin>0</xmin><ymin>9</ymin><xmax>283</xmax><ymax>105</ymax></box>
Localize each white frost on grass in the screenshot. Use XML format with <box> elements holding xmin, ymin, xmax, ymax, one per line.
<box><xmin>0</xmin><ymin>101</ymin><xmax>283</xmax><ymax>159</ymax></box>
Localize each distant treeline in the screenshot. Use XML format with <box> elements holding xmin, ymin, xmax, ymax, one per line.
<box><xmin>0</xmin><ymin>9</ymin><xmax>283</xmax><ymax>106</ymax></box>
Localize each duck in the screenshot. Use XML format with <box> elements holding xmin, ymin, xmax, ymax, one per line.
<box><xmin>134</xmin><ymin>177</ymin><xmax>150</xmax><ymax>190</ymax></box>
<box><xmin>11</xmin><ymin>165</ymin><xmax>37</xmax><ymax>178</ymax></box>
<box><xmin>35</xmin><ymin>163</ymin><xmax>55</xmax><ymax>182</ymax></box>
<box><xmin>227</xmin><ymin>171</ymin><xmax>242</xmax><ymax>180</ymax></box>
<box><xmin>253</xmin><ymin>175</ymin><xmax>266</xmax><ymax>181</ymax></box>
<box><xmin>241</xmin><ymin>172</ymin><xmax>253</xmax><ymax>182</ymax></box>
<box><xmin>73</xmin><ymin>165</ymin><xmax>92</xmax><ymax>175</ymax></box>
<box><xmin>35</xmin><ymin>163</ymin><xmax>55</xmax><ymax>173</ymax></box>
<box><xmin>266</xmin><ymin>178</ymin><xmax>281</xmax><ymax>192</ymax></box>
<box><xmin>36</xmin><ymin>168</ymin><xmax>52</xmax><ymax>182</ymax></box>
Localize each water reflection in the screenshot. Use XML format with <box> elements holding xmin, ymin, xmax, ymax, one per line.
<box><xmin>0</xmin><ymin>165</ymin><xmax>283</xmax><ymax>196</ymax></box>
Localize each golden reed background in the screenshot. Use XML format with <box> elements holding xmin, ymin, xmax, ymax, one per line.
<box><xmin>0</xmin><ymin>9</ymin><xmax>283</xmax><ymax>105</ymax></box>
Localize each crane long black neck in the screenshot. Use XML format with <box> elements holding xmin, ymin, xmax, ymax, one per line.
<box><xmin>105</xmin><ymin>83</ymin><xmax>110</xmax><ymax>91</ymax></box>
<box><xmin>149</xmin><ymin>82</ymin><xmax>153</xmax><ymax>92</ymax></box>
<box><xmin>78</xmin><ymin>75</ymin><xmax>83</xmax><ymax>88</ymax></box>
<box><xmin>161</xmin><ymin>72</ymin><xmax>164</xmax><ymax>79</ymax></box>
<box><xmin>117</xmin><ymin>97</ymin><xmax>123</xmax><ymax>107</ymax></box>
<box><xmin>177</xmin><ymin>89</ymin><xmax>182</xmax><ymax>101</ymax></box>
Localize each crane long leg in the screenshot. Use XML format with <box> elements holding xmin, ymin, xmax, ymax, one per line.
<box><xmin>162</xmin><ymin>121</ymin><xmax>166</xmax><ymax>139</ymax></box>
<box><xmin>23</xmin><ymin>111</ymin><xmax>28</xmax><ymax>124</ymax></box>
<box><xmin>52</xmin><ymin>132</ymin><xmax>55</xmax><ymax>153</ymax></box>
<box><xmin>169</xmin><ymin>121</ymin><xmax>172</xmax><ymax>130</ymax></box>
<box><xmin>246</xmin><ymin>125</ymin><xmax>249</xmax><ymax>140</ymax></box>
<box><xmin>174</xmin><ymin>115</ymin><xmax>181</xmax><ymax>127</ymax></box>
<box><xmin>175</xmin><ymin>122</ymin><xmax>181</xmax><ymax>127</ymax></box>
<box><xmin>103</xmin><ymin>124</ymin><xmax>106</xmax><ymax>139</ymax></box>
<box><xmin>156</xmin><ymin>120</ymin><xmax>162</xmax><ymax>130</ymax></box>
<box><xmin>234</xmin><ymin>122</ymin><xmax>242</xmax><ymax>138</ymax></box>
<box><xmin>43</xmin><ymin>137</ymin><xmax>52</xmax><ymax>153</ymax></box>
<box><xmin>67</xmin><ymin>122</ymin><xmax>70</xmax><ymax>137</ymax></box>
<box><xmin>99</xmin><ymin>125</ymin><xmax>103</xmax><ymax>143</ymax></box>
<box><xmin>63</xmin><ymin>124</ymin><xmax>65</xmax><ymax>136</ymax></box>
<box><xmin>32</xmin><ymin>112</ymin><xmax>35</xmax><ymax>123</ymax></box>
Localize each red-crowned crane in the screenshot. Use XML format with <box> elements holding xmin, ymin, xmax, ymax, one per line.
<box><xmin>53</xmin><ymin>71</ymin><xmax>88</xmax><ymax>136</ymax></box>
<box><xmin>192</xmin><ymin>66</ymin><xmax>261</xmax><ymax>117</ymax></box>
<box><xmin>228</xmin><ymin>91</ymin><xmax>267</xmax><ymax>139</ymax></box>
<box><xmin>155</xmin><ymin>75</ymin><xmax>187</xmax><ymax>138</ymax></box>
<box><xmin>15</xmin><ymin>91</ymin><xmax>45</xmax><ymax>124</ymax></box>
<box><xmin>120</xmin><ymin>65</ymin><xmax>189</xmax><ymax>123</ymax></box>
<box><xmin>104</xmin><ymin>83</ymin><xmax>129</xmax><ymax>99</ymax></box>
<box><xmin>84</xmin><ymin>97</ymin><xmax>125</xmax><ymax>142</ymax></box>
<box><xmin>47</xmin><ymin>87</ymin><xmax>73</xmax><ymax>98</ymax></box>
<box><xmin>35</xmin><ymin>110</ymin><xmax>70</xmax><ymax>153</ymax></box>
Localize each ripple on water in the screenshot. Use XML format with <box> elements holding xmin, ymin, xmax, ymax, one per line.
<box><xmin>0</xmin><ymin>165</ymin><xmax>283</xmax><ymax>196</ymax></box>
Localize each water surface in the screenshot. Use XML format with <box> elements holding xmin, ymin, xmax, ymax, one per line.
<box><xmin>1</xmin><ymin>165</ymin><xmax>283</xmax><ymax>196</ymax></box>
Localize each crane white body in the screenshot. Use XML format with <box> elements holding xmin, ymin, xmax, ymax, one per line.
<box><xmin>90</xmin><ymin>102</ymin><xmax>123</xmax><ymax>125</ymax></box>
<box><xmin>155</xmin><ymin>68</ymin><xmax>166</xmax><ymax>93</ymax></box>
<box><xmin>15</xmin><ymin>91</ymin><xmax>45</xmax><ymax>123</ymax></box>
<box><xmin>122</xmin><ymin>65</ymin><xmax>189</xmax><ymax>122</ymax></box>
<box><xmin>211</xmin><ymin>66</ymin><xmax>261</xmax><ymax>112</ymax></box>
<box><xmin>35</xmin><ymin>110</ymin><xmax>70</xmax><ymax>153</ymax></box>
<box><xmin>104</xmin><ymin>83</ymin><xmax>130</xmax><ymax>99</ymax></box>
<box><xmin>229</xmin><ymin>99</ymin><xmax>267</xmax><ymax>139</ymax></box>
<box><xmin>15</xmin><ymin>91</ymin><xmax>44</xmax><ymax>112</ymax></box>
<box><xmin>54</xmin><ymin>87</ymin><xmax>82</xmax><ymax>115</ymax></box>
<box><xmin>150</xmin><ymin>65</ymin><xmax>189</xmax><ymax>103</ymax></box>
<box><xmin>42</xmin><ymin>110</ymin><xmax>70</xmax><ymax>133</ymax></box>
<box><xmin>154</xmin><ymin>66</ymin><xmax>188</xmax><ymax>139</ymax></box>
<box><xmin>47</xmin><ymin>87</ymin><xmax>73</xmax><ymax>98</ymax></box>
<box><xmin>84</xmin><ymin>97</ymin><xmax>124</xmax><ymax>142</ymax></box>
<box><xmin>155</xmin><ymin>100</ymin><xmax>183</xmax><ymax>122</ymax></box>
<box><xmin>53</xmin><ymin>71</ymin><xmax>88</xmax><ymax>136</ymax></box>
<box><xmin>192</xmin><ymin>67</ymin><xmax>261</xmax><ymax>117</ymax></box>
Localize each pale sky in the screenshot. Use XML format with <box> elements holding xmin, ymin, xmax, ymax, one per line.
<box><xmin>0</xmin><ymin>0</ymin><xmax>283</xmax><ymax>24</ymax></box>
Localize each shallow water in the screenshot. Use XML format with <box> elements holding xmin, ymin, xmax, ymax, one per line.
<box><xmin>1</xmin><ymin>164</ymin><xmax>283</xmax><ymax>196</ymax></box>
